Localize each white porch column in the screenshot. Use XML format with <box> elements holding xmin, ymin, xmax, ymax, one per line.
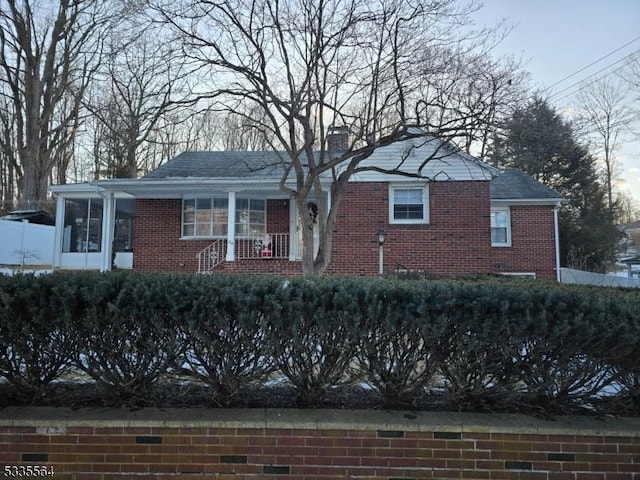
<box><xmin>53</xmin><ymin>195</ymin><xmax>65</xmax><ymax>270</ymax></box>
<box><xmin>226</xmin><ymin>191</ymin><xmax>236</xmax><ymax>261</ymax></box>
<box><xmin>100</xmin><ymin>191</ymin><xmax>115</xmax><ymax>272</ymax></box>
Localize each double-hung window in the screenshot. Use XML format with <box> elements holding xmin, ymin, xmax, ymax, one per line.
<box><xmin>182</xmin><ymin>197</ymin><xmax>228</xmax><ymax>237</ymax></box>
<box><xmin>491</xmin><ymin>207</ymin><xmax>511</xmax><ymax>247</ymax></box>
<box><xmin>235</xmin><ymin>198</ymin><xmax>266</xmax><ymax>237</ymax></box>
<box><xmin>182</xmin><ymin>196</ymin><xmax>267</xmax><ymax>238</ymax></box>
<box><xmin>389</xmin><ymin>184</ymin><xmax>429</xmax><ymax>224</ymax></box>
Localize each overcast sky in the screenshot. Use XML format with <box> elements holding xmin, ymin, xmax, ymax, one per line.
<box><xmin>474</xmin><ymin>0</ymin><xmax>640</xmax><ymax>208</ymax></box>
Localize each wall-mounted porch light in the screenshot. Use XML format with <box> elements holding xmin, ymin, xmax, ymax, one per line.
<box><xmin>377</xmin><ymin>229</ymin><xmax>386</xmax><ymax>246</ymax></box>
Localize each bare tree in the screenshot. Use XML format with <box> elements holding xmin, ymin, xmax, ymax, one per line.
<box><xmin>414</xmin><ymin>50</ymin><xmax>528</xmax><ymax>158</ymax></box>
<box><xmin>0</xmin><ymin>0</ymin><xmax>110</xmax><ymax>209</ymax></box>
<box><xmin>617</xmin><ymin>191</ymin><xmax>640</xmax><ymax>225</ymax></box>
<box><xmin>619</xmin><ymin>52</ymin><xmax>640</xmax><ymax>136</ymax></box>
<box><xmin>84</xmin><ymin>28</ymin><xmax>190</xmax><ymax>178</ymax></box>
<box><xmin>0</xmin><ymin>92</ymin><xmax>17</xmax><ymax>211</ymax></box>
<box><xmin>577</xmin><ymin>77</ymin><xmax>633</xmax><ymax>211</ymax></box>
<box><xmin>154</xmin><ymin>0</ymin><xmax>507</xmax><ymax>274</ymax></box>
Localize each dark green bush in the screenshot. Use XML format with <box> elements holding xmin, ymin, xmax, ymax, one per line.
<box><xmin>507</xmin><ymin>284</ymin><xmax>610</xmax><ymax>412</ymax></box>
<box><xmin>0</xmin><ymin>273</ymin><xmax>82</xmax><ymax>401</ymax></box>
<box><xmin>176</xmin><ymin>275</ymin><xmax>279</xmax><ymax>406</ymax></box>
<box><xmin>431</xmin><ymin>282</ymin><xmax>524</xmax><ymax>411</ymax></box>
<box><xmin>68</xmin><ymin>272</ymin><xmax>182</xmax><ymax>405</ymax></box>
<box><xmin>355</xmin><ymin>279</ymin><xmax>446</xmax><ymax>407</ymax></box>
<box><xmin>264</xmin><ymin>277</ymin><xmax>361</xmax><ymax>406</ymax></box>
<box><xmin>588</xmin><ymin>287</ymin><xmax>640</xmax><ymax>413</ymax></box>
<box><xmin>0</xmin><ymin>272</ymin><xmax>638</xmax><ymax>414</ymax></box>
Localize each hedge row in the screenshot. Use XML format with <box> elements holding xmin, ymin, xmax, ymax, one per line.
<box><xmin>0</xmin><ymin>272</ymin><xmax>639</xmax><ymax>414</ymax></box>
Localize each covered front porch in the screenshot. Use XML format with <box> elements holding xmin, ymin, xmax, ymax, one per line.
<box><xmin>181</xmin><ymin>190</ymin><xmax>321</xmax><ymax>274</ymax></box>
<box><xmin>50</xmin><ymin>180</ymin><xmax>322</xmax><ymax>273</ymax></box>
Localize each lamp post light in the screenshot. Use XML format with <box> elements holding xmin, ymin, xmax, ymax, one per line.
<box><xmin>377</xmin><ymin>229</ymin><xmax>386</xmax><ymax>275</ymax></box>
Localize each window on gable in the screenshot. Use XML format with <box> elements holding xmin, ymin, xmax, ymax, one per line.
<box><xmin>491</xmin><ymin>207</ymin><xmax>511</xmax><ymax>247</ymax></box>
<box><xmin>389</xmin><ymin>185</ymin><xmax>429</xmax><ymax>224</ymax></box>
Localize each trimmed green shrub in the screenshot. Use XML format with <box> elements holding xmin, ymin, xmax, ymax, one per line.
<box><xmin>264</xmin><ymin>277</ymin><xmax>361</xmax><ymax>406</ymax></box>
<box><xmin>355</xmin><ymin>279</ymin><xmax>446</xmax><ymax>407</ymax></box>
<box><xmin>176</xmin><ymin>275</ymin><xmax>279</xmax><ymax>406</ymax></box>
<box><xmin>431</xmin><ymin>282</ymin><xmax>524</xmax><ymax>411</ymax></box>
<box><xmin>0</xmin><ymin>272</ymin><xmax>638</xmax><ymax>413</ymax></box>
<box><xmin>0</xmin><ymin>273</ymin><xmax>82</xmax><ymax>401</ymax></box>
<box><xmin>69</xmin><ymin>272</ymin><xmax>182</xmax><ymax>405</ymax></box>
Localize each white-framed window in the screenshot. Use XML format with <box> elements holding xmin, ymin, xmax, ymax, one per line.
<box><xmin>62</xmin><ymin>197</ymin><xmax>103</xmax><ymax>252</ymax></box>
<box><xmin>182</xmin><ymin>196</ymin><xmax>267</xmax><ymax>238</ymax></box>
<box><xmin>389</xmin><ymin>184</ymin><xmax>429</xmax><ymax>224</ymax></box>
<box><xmin>235</xmin><ymin>198</ymin><xmax>266</xmax><ymax>237</ymax></box>
<box><xmin>182</xmin><ymin>197</ymin><xmax>229</xmax><ymax>238</ymax></box>
<box><xmin>491</xmin><ymin>207</ymin><xmax>511</xmax><ymax>247</ymax></box>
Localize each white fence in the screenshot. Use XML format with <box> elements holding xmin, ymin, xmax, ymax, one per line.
<box><xmin>0</xmin><ymin>220</ymin><xmax>55</xmax><ymax>269</ymax></box>
<box><xmin>560</xmin><ymin>267</ymin><xmax>640</xmax><ymax>288</ymax></box>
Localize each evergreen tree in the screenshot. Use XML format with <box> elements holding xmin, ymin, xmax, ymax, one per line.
<box><xmin>491</xmin><ymin>97</ymin><xmax>620</xmax><ymax>272</ymax></box>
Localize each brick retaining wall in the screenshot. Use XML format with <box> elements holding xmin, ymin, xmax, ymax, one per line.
<box><xmin>1</xmin><ymin>409</ymin><xmax>638</xmax><ymax>479</ymax></box>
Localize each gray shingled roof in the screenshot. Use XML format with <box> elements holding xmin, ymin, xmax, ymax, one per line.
<box><xmin>490</xmin><ymin>169</ymin><xmax>562</xmax><ymax>201</ymax></box>
<box><xmin>143</xmin><ymin>151</ymin><xmax>287</xmax><ymax>179</ymax></box>
<box><xmin>145</xmin><ymin>153</ymin><xmax>560</xmax><ymax>202</ymax></box>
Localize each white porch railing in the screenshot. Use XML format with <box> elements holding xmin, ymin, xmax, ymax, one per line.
<box><xmin>196</xmin><ymin>239</ymin><xmax>226</xmax><ymax>274</ymax></box>
<box><xmin>196</xmin><ymin>233</ymin><xmax>290</xmax><ymax>273</ymax></box>
<box><xmin>235</xmin><ymin>233</ymin><xmax>289</xmax><ymax>260</ymax></box>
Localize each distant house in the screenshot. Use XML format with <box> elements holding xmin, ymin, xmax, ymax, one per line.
<box><xmin>0</xmin><ymin>210</ymin><xmax>55</xmax><ymax>225</ymax></box>
<box><xmin>619</xmin><ymin>220</ymin><xmax>640</xmax><ymax>256</ymax></box>
<box><xmin>618</xmin><ymin>220</ymin><xmax>640</xmax><ymax>279</ymax></box>
<box><xmin>49</xmin><ymin>135</ymin><xmax>562</xmax><ymax>279</ymax></box>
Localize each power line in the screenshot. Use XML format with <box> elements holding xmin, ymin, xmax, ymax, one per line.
<box><xmin>545</xmin><ymin>34</ymin><xmax>640</xmax><ymax>91</ymax></box>
<box><xmin>577</xmin><ymin>113</ymin><xmax>640</xmax><ymax>138</ymax></box>
<box><xmin>549</xmin><ymin>48</ymin><xmax>640</xmax><ymax>103</ymax></box>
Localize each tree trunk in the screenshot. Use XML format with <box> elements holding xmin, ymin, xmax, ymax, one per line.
<box><xmin>18</xmin><ymin>156</ymin><xmax>50</xmax><ymax>209</ymax></box>
<box><xmin>297</xmin><ymin>197</ymin><xmax>316</xmax><ymax>275</ymax></box>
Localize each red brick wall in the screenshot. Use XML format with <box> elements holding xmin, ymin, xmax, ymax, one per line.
<box><xmin>491</xmin><ymin>205</ymin><xmax>558</xmax><ymax>280</ymax></box>
<box><xmin>1</xmin><ymin>409</ymin><xmax>638</xmax><ymax>479</ymax></box>
<box><xmin>326</xmin><ymin>181</ymin><xmax>493</xmax><ymax>276</ymax></box>
<box><xmin>132</xmin><ymin>185</ymin><xmax>557</xmax><ymax>279</ymax></box>
<box><xmin>133</xmin><ymin>199</ymin><xmax>294</xmax><ymax>273</ymax></box>
<box><xmin>133</xmin><ymin>199</ymin><xmax>203</xmax><ymax>272</ymax></box>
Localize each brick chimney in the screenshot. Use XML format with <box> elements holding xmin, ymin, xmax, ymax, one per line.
<box><xmin>326</xmin><ymin>126</ymin><xmax>349</xmax><ymax>152</ymax></box>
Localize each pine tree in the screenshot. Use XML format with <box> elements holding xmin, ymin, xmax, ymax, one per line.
<box><xmin>491</xmin><ymin>97</ymin><xmax>620</xmax><ymax>272</ymax></box>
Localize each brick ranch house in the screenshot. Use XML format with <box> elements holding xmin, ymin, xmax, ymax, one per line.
<box><xmin>49</xmin><ymin>135</ymin><xmax>562</xmax><ymax>279</ymax></box>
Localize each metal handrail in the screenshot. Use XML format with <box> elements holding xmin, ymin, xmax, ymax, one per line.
<box><xmin>196</xmin><ymin>239</ymin><xmax>226</xmax><ymax>274</ymax></box>
<box><xmin>196</xmin><ymin>233</ymin><xmax>290</xmax><ymax>273</ymax></box>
